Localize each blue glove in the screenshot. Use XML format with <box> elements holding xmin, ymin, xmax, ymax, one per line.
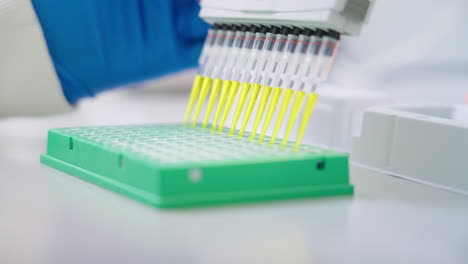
<box><xmin>31</xmin><ymin>0</ymin><xmax>210</xmax><ymax>104</ymax></box>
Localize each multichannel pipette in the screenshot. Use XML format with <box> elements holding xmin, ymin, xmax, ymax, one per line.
<box><xmin>183</xmin><ymin>0</ymin><xmax>373</xmax><ymax>149</ymax></box>
<box><xmin>184</xmin><ymin>25</ymin><xmax>340</xmax><ymax>148</ymax></box>
<box><xmin>184</xmin><ymin>25</ymin><xmax>340</xmax><ymax>147</ymax></box>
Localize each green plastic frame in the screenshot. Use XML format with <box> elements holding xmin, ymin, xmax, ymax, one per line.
<box><xmin>41</xmin><ymin>124</ymin><xmax>353</xmax><ymax>208</ymax></box>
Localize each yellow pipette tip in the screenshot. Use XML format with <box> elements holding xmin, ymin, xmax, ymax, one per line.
<box><xmin>294</xmin><ymin>92</ymin><xmax>318</xmax><ymax>149</ymax></box>
<box><xmin>191</xmin><ymin>77</ymin><xmax>212</xmax><ymax>127</ymax></box>
<box><xmin>218</xmin><ymin>81</ymin><xmax>240</xmax><ymax>133</ymax></box>
<box><xmin>281</xmin><ymin>91</ymin><xmax>306</xmax><ymax>148</ymax></box>
<box><xmin>229</xmin><ymin>83</ymin><xmax>251</xmax><ymax>136</ymax></box>
<box><xmin>238</xmin><ymin>83</ymin><xmax>261</xmax><ymax>139</ymax></box>
<box><xmin>211</xmin><ymin>80</ymin><xmax>231</xmax><ymax>131</ymax></box>
<box><xmin>202</xmin><ymin>78</ymin><xmax>222</xmax><ymax>129</ymax></box>
<box><xmin>269</xmin><ymin>88</ymin><xmax>294</xmax><ymax>146</ymax></box>
<box><xmin>258</xmin><ymin>87</ymin><xmax>282</xmax><ymax>143</ymax></box>
<box><xmin>183</xmin><ymin>75</ymin><xmax>203</xmax><ymax>125</ymax></box>
<box><xmin>249</xmin><ymin>85</ymin><xmax>272</xmax><ymax>141</ymax></box>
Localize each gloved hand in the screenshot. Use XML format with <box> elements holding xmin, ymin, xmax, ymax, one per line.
<box><xmin>31</xmin><ymin>0</ymin><xmax>210</xmax><ymax>104</ymax></box>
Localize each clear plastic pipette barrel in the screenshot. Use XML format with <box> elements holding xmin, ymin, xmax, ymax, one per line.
<box><xmin>219</xmin><ymin>25</ymin><xmax>249</xmax><ymax>81</ymax></box>
<box><xmin>228</xmin><ymin>26</ymin><xmax>272</xmax><ymax>135</ymax></box>
<box><xmin>268</xmin><ymin>28</ymin><xmax>315</xmax><ymax>144</ymax></box>
<box><xmin>198</xmin><ymin>24</ymin><xmax>228</xmax><ymax>77</ymax></box>
<box><xmin>203</xmin><ymin>25</ymin><xmax>237</xmax><ymax>78</ymax></box>
<box><xmin>249</xmin><ymin>26</ymin><xmax>291</xmax><ymax>140</ymax></box>
<box><xmin>235</xmin><ymin>26</ymin><xmax>275</xmax><ymax>84</ymax></box>
<box><xmin>233</xmin><ymin>25</ymin><xmax>272</xmax><ymax>137</ymax></box>
<box><xmin>258</xmin><ymin>27</ymin><xmax>302</xmax><ymax>143</ymax></box>
<box><xmin>277</xmin><ymin>28</ymin><xmax>315</xmax><ymax>90</ymax></box>
<box><xmin>212</xmin><ymin>25</ymin><xmax>259</xmax><ymax>131</ymax></box>
<box><xmin>300</xmin><ymin>31</ymin><xmax>340</xmax><ymax>93</ymax></box>
<box><xmin>198</xmin><ymin>24</ymin><xmax>220</xmax><ymax>74</ymax></box>
<box><xmin>202</xmin><ymin>25</ymin><xmax>249</xmax><ymax>128</ymax></box>
<box><xmin>278</xmin><ymin>30</ymin><xmax>324</xmax><ymax>145</ymax></box>
<box><xmin>236</xmin><ymin>26</ymin><xmax>280</xmax><ymax>138</ymax></box>
<box><xmin>183</xmin><ymin>23</ymin><xmax>222</xmax><ymax>125</ymax></box>
<box><xmin>254</xmin><ymin>26</ymin><xmax>291</xmax><ymax>86</ymax></box>
<box><xmin>290</xmin><ymin>30</ymin><xmax>325</xmax><ymax>91</ymax></box>
<box><xmin>227</xmin><ymin>25</ymin><xmax>260</xmax><ymax>82</ymax></box>
<box><xmin>286</xmin><ymin>30</ymin><xmax>341</xmax><ymax>149</ymax></box>
<box><xmin>191</xmin><ymin>25</ymin><xmax>237</xmax><ymax>126</ymax></box>
<box><xmin>266</xmin><ymin>26</ymin><xmax>302</xmax><ymax>88</ymax></box>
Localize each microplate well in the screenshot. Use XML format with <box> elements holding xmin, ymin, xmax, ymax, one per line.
<box><xmin>41</xmin><ymin>124</ymin><xmax>353</xmax><ymax>208</ymax></box>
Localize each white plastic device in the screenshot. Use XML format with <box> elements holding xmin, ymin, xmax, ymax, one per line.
<box><xmin>351</xmin><ymin>105</ymin><xmax>468</xmax><ymax>195</ymax></box>
<box><xmin>301</xmin><ymin>88</ymin><xmax>394</xmax><ymax>152</ymax></box>
<box><xmin>200</xmin><ymin>0</ymin><xmax>375</xmax><ymax>35</ymax></box>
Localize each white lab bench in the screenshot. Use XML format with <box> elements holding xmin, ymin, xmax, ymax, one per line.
<box><xmin>1</xmin><ymin>88</ymin><xmax>467</xmax><ymax>264</ymax></box>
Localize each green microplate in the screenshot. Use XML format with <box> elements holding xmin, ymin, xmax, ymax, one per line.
<box><xmin>41</xmin><ymin>124</ymin><xmax>353</xmax><ymax>208</ymax></box>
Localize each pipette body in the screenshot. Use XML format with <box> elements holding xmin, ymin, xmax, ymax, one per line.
<box><xmin>185</xmin><ymin>21</ymin><xmax>342</xmax><ymax>150</ymax></box>
<box><xmin>212</xmin><ymin>26</ymin><xmax>259</xmax><ymax>131</ymax></box>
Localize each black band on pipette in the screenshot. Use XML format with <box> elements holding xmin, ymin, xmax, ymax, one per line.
<box><xmin>254</xmin><ymin>25</ymin><xmax>264</xmax><ymax>33</ymax></box>
<box><xmin>239</xmin><ymin>24</ymin><xmax>249</xmax><ymax>32</ymax></box>
<box><xmin>327</xmin><ymin>30</ymin><xmax>341</xmax><ymax>40</ymax></box>
<box><xmin>279</xmin><ymin>26</ymin><xmax>291</xmax><ymax>35</ymax></box>
<box><xmin>315</xmin><ymin>29</ymin><xmax>325</xmax><ymax>37</ymax></box>
<box><xmin>213</xmin><ymin>24</ymin><xmax>221</xmax><ymax>30</ymax></box>
<box><xmin>230</xmin><ymin>25</ymin><xmax>240</xmax><ymax>32</ymax></box>
<box><xmin>302</xmin><ymin>28</ymin><xmax>315</xmax><ymax>36</ymax></box>
<box><xmin>249</xmin><ymin>25</ymin><xmax>260</xmax><ymax>33</ymax></box>
<box><xmin>269</xmin><ymin>25</ymin><xmax>281</xmax><ymax>34</ymax></box>
<box><xmin>259</xmin><ymin>25</ymin><xmax>270</xmax><ymax>34</ymax></box>
<box><xmin>291</xmin><ymin>26</ymin><xmax>302</xmax><ymax>36</ymax></box>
